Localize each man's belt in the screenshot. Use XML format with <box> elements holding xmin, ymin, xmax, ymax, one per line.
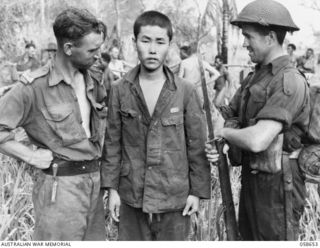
<box><xmin>42</xmin><ymin>159</ymin><xmax>100</xmax><ymax>176</ymax></box>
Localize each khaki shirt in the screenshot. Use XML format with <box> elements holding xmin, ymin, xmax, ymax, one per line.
<box><xmin>227</xmin><ymin>55</ymin><xmax>309</xmax><ymax>133</ymax></box>
<box><xmin>0</xmin><ymin>61</ymin><xmax>107</xmax><ymax>161</ymax></box>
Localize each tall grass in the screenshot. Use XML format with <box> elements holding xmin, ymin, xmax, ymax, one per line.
<box><xmin>0</xmin><ymin>155</ymin><xmax>34</xmax><ymax>241</ymax></box>
<box><xmin>0</xmin><ymin>155</ymin><xmax>319</xmax><ymax>241</ymax></box>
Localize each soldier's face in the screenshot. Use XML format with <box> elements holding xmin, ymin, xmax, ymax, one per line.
<box><xmin>134</xmin><ymin>25</ymin><xmax>170</xmax><ymax>73</ymax></box>
<box><xmin>242</xmin><ymin>25</ymin><xmax>270</xmax><ymax>64</ymax></box>
<box><xmin>287</xmin><ymin>46</ymin><xmax>293</xmax><ymax>55</ymax></box>
<box><xmin>111</xmin><ymin>47</ymin><xmax>119</xmax><ymax>59</ymax></box>
<box><xmin>215</xmin><ymin>58</ymin><xmax>223</xmax><ymax>67</ymax></box>
<box><xmin>28</xmin><ymin>47</ymin><xmax>36</xmax><ymax>58</ymax></box>
<box><xmin>70</xmin><ymin>32</ymin><xmax>103</xmax><ymax>70</ymax></box>
<box><xmin>306</xmin><ymin>49</ymin><xmax>313</xmax><ymax>58</ymax></box>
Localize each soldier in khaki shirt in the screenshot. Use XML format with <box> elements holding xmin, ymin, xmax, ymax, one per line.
<box><xmin>206</xmin><ymin>0</ymin><xmax>310</xmax><ymax>240</ymax></box>
<box><xmin>0</xmin><ymin>8</ymin><xmax>107</xmax><ymax>240</ymax></box>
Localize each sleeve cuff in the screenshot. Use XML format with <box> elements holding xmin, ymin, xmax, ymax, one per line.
<box><xmin>0</xmin><ymin>131</ymin><xmax>15</xmax><ymax>144</ymax></box>
<box><xmin>256</xmin><ymin>106</ymin><xmax>293</xmax><ymax>130</ymax></box>
<box><xmin>189</xmin><ymin>188</ymin><xmax>210</xmax><ymax>199</ymax></box>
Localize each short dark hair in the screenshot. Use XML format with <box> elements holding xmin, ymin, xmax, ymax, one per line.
<box><xmin>215</xmin><ymin>55</ymin><xmax>223</xmax><ymax>61</ymax></box>
<box><xmin>307</xmin><ymin>48</ymin><xmax>314</xmax><ymax>54</ymax></box>
<box><xmin>53</xmin><ymin>8</ymin><xmax>107</xmax><ymax>47</ymax></box>
<box><xmin>180</xmin><ymin>45</ymin><xmax>191</xmax><ymax>56</ymax></box>
<box><xmin>25</xmin><ymin>43</ymin><xmax>36</xmax><ymax>49</ymax></box>
<box><xmin>101</xmin><ymin>52</ymin><xmax>111</xmax><ymax>63</ymax></box>
<box><xmin>133</xmin><ymin>11</ymin><xmax>173</xmax><ymax>41</ymax></box>
<box><xmin>288</xmin><ymin>43</ymin><xmax>296</xmax><ymax>51</ymax></box>
<box><xmin>250</xmin><ymin>24</ymin><xmax>287</xmax><ymax>45</ymax></box>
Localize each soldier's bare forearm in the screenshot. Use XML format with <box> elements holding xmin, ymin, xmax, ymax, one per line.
<box><xmin>220</xmin><ymin>120</ymin><xmax>283</xmax><ymax>153</ymax></box>
<box><xmin>0</xmin><ymin>140</ymin><xmax>33</xmax><ymax>161</ymax></box>
<box><xmin>0</xmin><ymin>140</ymin><xmax>52</xmax><ymax>169</ymax></box>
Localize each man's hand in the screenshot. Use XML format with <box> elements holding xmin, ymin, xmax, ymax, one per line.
<box><xmin>108</xmin><ymin>188</ymin><xmax>121</xmax><ymax>222</ymax></box>
<box><xmin>13</xmin><ymin>128</ymin><xmax>28</xmax><ymax>143</ymax></box>
<box><xmin>182</xmin><ymin>195</ymin><xmax>199</xmax><ymax>216</ymax></box>
<box><xmin>28</xmin><ymin>148</ymin><xmax>53</xmax><ymax>169</ymax></box>
<box><xmin>205</xmin><ymin>142</ymin><xmax>229</xmax><ymax>164</ymax></box>
<box><xmin>205</xmin><ymin>142</ymin><xmax>219</xmax><ymax>163</ymax></box>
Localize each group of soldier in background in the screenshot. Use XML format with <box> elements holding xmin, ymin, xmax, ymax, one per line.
<box><xmin>287</xmin><ymin>43</ymin><xmax>318</xmax><ymax>77</ymax></box>
<box><xmin>0</xmin><ymin>32</ymin><xmax>234</xmax><ymax>110</ymax></box>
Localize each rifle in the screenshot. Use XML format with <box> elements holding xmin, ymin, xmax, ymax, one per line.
<box><xmin>198</xmin><ymin>55</ymin><xmax>239</xmax><ymax>240</ymax></box>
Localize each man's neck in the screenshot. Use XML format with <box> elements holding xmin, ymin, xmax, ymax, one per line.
<box><xmin>261</xmin><ymin>46</ymin><xmax>285</xmax><ymax>65</ymax></box>
<box><xmin>139</xmin><ymin>65</ymin><xmax>166</xmax><ymax>82</ymax></box>
<box><xmin>55</xmin><ymin>52</ymin><xmax>79</xmax><ymax>87</ymax></box>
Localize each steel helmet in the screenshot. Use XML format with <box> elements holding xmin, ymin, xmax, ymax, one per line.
<box><xmin>298</xmin><ymin>145</ymin><xmax>320</xmax><ymax>184</ymax></box>
<box><xmin>231</xmin><ymin>0</ymin><xmax>299</xmax><ymax>32</ymax></box>
<box><xmin>45</xmin><ymin>42</ymin><xmax>57</xmax><ymax>51</ymax></box>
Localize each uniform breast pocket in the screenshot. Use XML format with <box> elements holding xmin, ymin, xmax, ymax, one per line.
<box><xmin>161</xmin><ymin>114</ymin><xmax>184</xmax><ymax>150</ymax></box>
<box><xmin>41</xmin><ymin>104</ymin><xmax>86</xmax><ymax>146</ymax></box>
<box><xmin>120</xmin><ymin>108</ymin><xmax>141</xmax><ymax>145</ymax></box>
<box><xmin>247</xmin><ymin>85</ymin><xmax>267</xmax><ymax>117</ymax></box>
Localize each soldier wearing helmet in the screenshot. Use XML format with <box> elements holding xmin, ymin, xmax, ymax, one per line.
<box><xmin>41</xmin><ymin>42</ymin><xmax>57</xmax><ymax>66</ymax></box>
<box><xmin>206</xmin><ymin>0</ymin><xmax>310</xmax><ymax>240</ymax></box>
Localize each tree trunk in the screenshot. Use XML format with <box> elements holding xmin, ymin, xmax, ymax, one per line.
<box><xmin>113</xmin><ymin>0</ymin><xmax>123</xmax><ymax>56</ymax></box>
<box><xmin>222</xmin><ymin>0</ymin><xmax>229</xmax><ymax>64</ymax></box>
<box><xmin>216</xmin><ymin>18</ymin><xmax>222</xmax><ymax>56</ymax></box>
<box><xmin>40</xmin><ymin>0</ymin><xmax>45</xmax><ymax>29</ymax></box>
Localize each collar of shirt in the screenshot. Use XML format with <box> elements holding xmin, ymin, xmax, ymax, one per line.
<box><xmin>255</xmin><ymin>55</ymin><xmax>290</xmax><ymax>75</ymax></box>
<box><xmin>47</xmin><ymin>60</ymin><xmax>94</xmax><ymax>92</ymax></box>
<box><xmin>123</xmin><ymin>64</ymin><xmax>177</xmax><ymax>91</ymax></box>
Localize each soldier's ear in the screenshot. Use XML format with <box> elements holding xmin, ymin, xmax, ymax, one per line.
<box><xmin>132</xmin><ymin>36</ymin><xmax>137</xmax><ymax>52</ymax></box>
<box><xmin>269</xmin><ymin>31</ymin><xmax>278</xmax><ymax>45</ymax></box>
<box><xmin>64</xmin><ymin>42</ymin><xmax>73</xmax><ymax>56</ymax></box>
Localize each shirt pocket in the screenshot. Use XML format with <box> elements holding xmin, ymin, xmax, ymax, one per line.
<box><xmin>247</xmin><ymin>85</ymin><xmax>267</xmax><ymax>118</ymax></box>
<box><xmin>120</xmin><ymin>161</ymin><xmax>131</xmax><ymax>177</ymax></box>
<box><xmin>161</xmin><ymin>114</ymin><xmax>184</xmax><ymax>150</ymax></box>
<box><xmin>119</xmin><ymin>108</ymin><xmax>141</xmax><ymax>146</ymax></box>
<box><xmin>40</xmin><ymin>104</ymin><xmax>86</xmax><ymax>146</ymax></box>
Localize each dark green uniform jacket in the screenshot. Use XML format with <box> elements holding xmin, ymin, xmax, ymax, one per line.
<box><xmin>101</xmin><ymin>65</ymin><xmax>211</xmax><ymax>213</ymax></box>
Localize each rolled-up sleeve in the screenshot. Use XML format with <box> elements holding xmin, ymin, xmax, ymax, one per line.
<box><xmin>0</xmin><ymin>83</ymin><xmax>32</xmax><ymax>144</ymax></box>
<box><xmin>100</xmin><ymin>83</ymin><xmax>122</xmax><ymax>189</ymax></box>
<box><xmin>185</xmin><ymin>86</ymin><xmax>211</xmax><ymax>199</ymax></box>
<box><xmin>256</xmin><ymin>71</ymin><xmax>308</xmax><ymax>130</ymax></box>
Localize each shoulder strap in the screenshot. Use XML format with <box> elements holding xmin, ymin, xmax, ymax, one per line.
<box><xmin>19</xmin><ymin>65</ymin><xmax>50</xmax><ymax>84</ymax></box>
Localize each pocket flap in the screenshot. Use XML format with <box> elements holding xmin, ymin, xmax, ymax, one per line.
<box><xmin>161</xmin><ymin>114</ymin><xmax>184</xmax><ymax>126</ymax></box>
<box><xmin>120</xmin><ymin>108</ymin><xmax>138</xmax><ymax>118</ymax></box>
<box><xmin>41</xmin><ymin>105</ymin><xmax>73</xmax><ymax>122</ymax></box>
<box><xmin>120</xmin><ymin>162</ymin><xmax>130</xmax><ymax>176</ymax></box>
<box><xmin>249</xmin><ymin>85</ymin><xmax>266</xmax><ymax>103</ymax></box>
